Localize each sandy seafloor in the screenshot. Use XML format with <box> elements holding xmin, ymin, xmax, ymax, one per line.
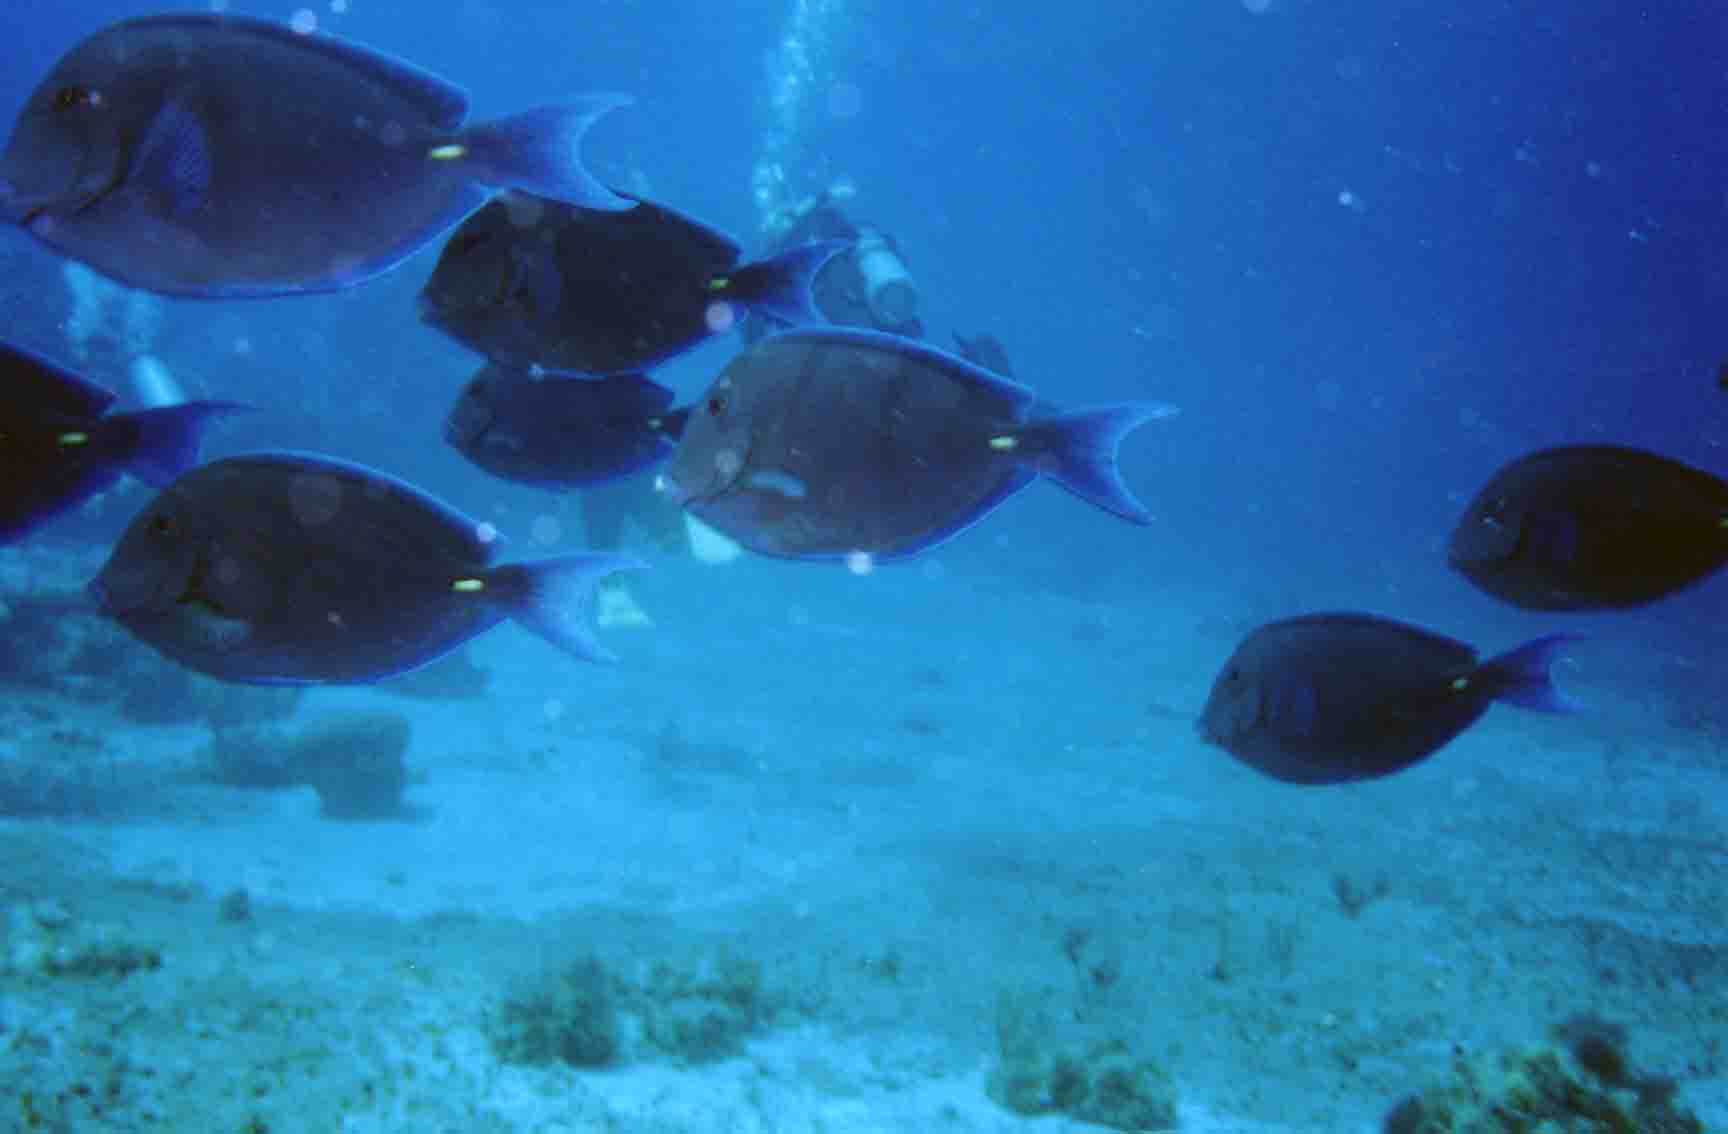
<box><xmin>2</xmin><ymin>538</ymin><xmax>1726</xmax><ymax>1133</ymax></box>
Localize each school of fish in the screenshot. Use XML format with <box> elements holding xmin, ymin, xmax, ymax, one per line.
<box><xmin>3</xmin><ymin>12</ymin><xmax>1722</xmax><ymax>784</ymax></box>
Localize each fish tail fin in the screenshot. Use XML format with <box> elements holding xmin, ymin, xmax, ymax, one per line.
<box><xmin>1482</xmin><ymin>634</ymin><xmax>1584</xmax><ymax>713</ymax></box>
<box><xmin>454</xmin><ymin>95</ymin><xmax>634</xmax><ymax>212</ymax></box>
<box><xmin>110</xmin><ymin>401</ymin><xmax>248</xmax><ymax>486</ymax></box>
<box><xmin>1017</xmin><ymin>401</ymin><xmax>1179</xmax><ymax>524</ymax></box>
<box><xmin>716</xmin><ymin>239</ymin><xmax>850</xmax><ymax>326</ymax></box>
<box><xmin>490</xmin><ymin>553</ymin><xmax>647</xmax><ymax>663</ymax></box>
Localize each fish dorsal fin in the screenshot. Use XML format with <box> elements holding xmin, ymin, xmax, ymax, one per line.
<box><xmin>114</xmin><ymin>13</ymin><xmax>470</xmax><ymax>129</ymax></box>
<box><xmin>766</xmin><ymin>326</ymin><xmax>1040</xmax><ymax>413</ymax></box>
<box><xmin>131</xmin><ymin>97</ymin><xmax>211</xmax><ymax>215</ymax></box>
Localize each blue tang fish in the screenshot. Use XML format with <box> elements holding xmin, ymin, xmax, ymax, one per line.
<box><xmin>660</xmin><ymin>328</ymin><xmax>1176</xmax><ymax>562</ymax></box>
<box><xmin>89</xmin><ymin>452</ymin><xmax>643</xmax><ymax>684</ymax></box>
<box><xmin>1449</xmin><ymin>444</ymin><xmax>1728</xmax><ymax>612</ymax></box>
<box><xmin>0</xmin><ymin>339</ymin><xmax>238</xmax><ymax>543</ymax></box>
<box><xmin>1198</xmin><ymin>612</ymin><xmax>1577</xmax><ymax>785</ymax></box>
<box><xmin>445</xmin><ymin>365</ymin><xmax>689</xmax><ymax>490</ymax></box>
<box><xmin>0</xmin><ymin>13</ymin><xmax>630</xmax><ymax>298</ymax></box>
<box><xmin>418</xmin><ymin>190</ymin><xmax>844</xmax><ymax>374</ymax></box>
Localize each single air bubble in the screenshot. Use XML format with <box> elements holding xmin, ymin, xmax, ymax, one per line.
<box><xmin>476</xmin><ymin>522</ymin><xmax>500</xmax><ymax>544</ymax></box>
<box><xmin>844</xmin><ymin>550</ymin><xmax>874</xmax><ymax>576</ymax></box>
<box><xmin>544</xmin><ymin>698</ymin><xmax>565</xmax><ymax>722</ymax></box>
<box><xmin>289</xmin><ymin>8</ymin><xmax>318</xmax><ymax>33</ymax></box>
<box><xmin>330</xmin><ymin>0</ymin><xmax>348</xmax><ymax>12</ymax></box>
<box><xmin>531</xmin><ymin>515</ymin><xmax>562</xmax><ymax>545</ymax></box>
<box><xmin>232</xmin><ymin>337</ymin><xmax>252</xmax><ymax>355</ymax></box>
<box><xmin>705</xmin><ymin>301</ymin><xmax>737</xmax><ymax>333</ymax></box>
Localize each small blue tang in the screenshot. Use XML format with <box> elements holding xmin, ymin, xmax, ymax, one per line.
<box><xmin>1198</xmin><ymin>612</ymin><xmax>1579</xmax><ymax>785</ymax></box>
<box><xmin>445</xmin><ymin>365</ymin><xmax>689</xmax><ymax>490</ymax></box>
<box><xmin>1449</xmin><ymin>444</ymin><xmax>1728</xmax><ymax>611</ymax></box>
<box><xmin>419</xmin><ymin>190</ymin><xmax>845</xmax><ymax>374</ymax></box>
<box><xmin>89</xmin><ymin>452</ymin><xmax>644</xmax><ymax>684</ymax></box>
<box><xmin>0</xmin><ymin>339</ymin><xmax>240</xmax><ymax>543</ymax></box>
<box><xmin>0</xmin><ymin>13</ymin><xmax>631</xmax><ymax>298</ymax></box>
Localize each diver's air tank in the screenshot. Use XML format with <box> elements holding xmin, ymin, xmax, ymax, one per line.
<box><xmin>852</xmin><ymin>226</ymin><xmax>918</xmax><ymax>329</ymax></box>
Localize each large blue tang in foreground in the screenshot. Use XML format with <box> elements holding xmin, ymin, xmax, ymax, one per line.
<box><xmin>89</xmin><ymin>452</ymin><xmax>643</xmax><ymax>684</ymax></box>
<box><xmin>418</xmin><ymin>190</ymin><xmax>842</xmax><ymax>374</ymax></box>
<box><xmin>0</xmin><ymin>13</ymin><xmax>629</xmax><ymax>298</ymax></box>
<box><xmin>661</xmin><ymin>328</ymin><xmax>1176</xmax><ymax>562</ymax></box>
<box><xmin>1</xmin><ymin>340</ymin><xmax>237</xmax><ymax>543</ymax></box>
<box><xmin>1198</xmin><ymin>612</ymin><xmax>1576</xmax><ymax>785</ymax></box>
<box><xmin>445</xmin><ymin>366</ymin><xmax>688</xmax><ymax>490</ymax></box>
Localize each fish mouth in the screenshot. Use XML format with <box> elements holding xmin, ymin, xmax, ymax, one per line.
<box><xmin>443</xmin><ymin>413</ymin><xmax>481</xmax><ymax>449</ymax></box>
<box><xmin>662</xmin><ymin>437</ymin><xmax>754</xmax><ymax>510</ymax></box>
<box><xmin>0</xmin><ymin>177</ymin><xmax>50</xmax><ymax>226</ymax></box>
<box><xmin>2</xmin><ymin>149</ymin><xmax>119</xmax><ymax>225</ymax></box>
<box><xmin>655</xmin><ymin>470</ymin><xmax>695</xmax><ymax>508</ymax></box>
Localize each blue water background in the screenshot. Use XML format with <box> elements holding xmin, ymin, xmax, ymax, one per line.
<box><xmin>1</xmin><ymin>0</ymin><xmax>1724</xmax><ymax>649</ymax></box>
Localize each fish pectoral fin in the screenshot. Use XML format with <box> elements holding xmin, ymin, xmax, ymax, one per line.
<box><xmin>172</xmin><ymin>601</ymin><xmax>252</xmax><ymax>649</ymax></box>
<box><xmin>742</xmin><ymin>468</ymin><xmax>808</xmax><ymax>499</ymax></box>
<box><xmin>132</xmin><ymin>97</ymin><xmax>213</xmax><ymax>216</ymax></box>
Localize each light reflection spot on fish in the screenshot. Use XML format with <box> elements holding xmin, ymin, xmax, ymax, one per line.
<box><xmin>704</xmin><ymin>301</ymin><xmax>737</xmax><ymax>333</ymax></box>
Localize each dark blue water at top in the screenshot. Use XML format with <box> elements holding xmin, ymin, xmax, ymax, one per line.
<box><xmin>0</xmin><ymin>0</ymin><xmax>1723</xmax><ymax>642</ymax></box>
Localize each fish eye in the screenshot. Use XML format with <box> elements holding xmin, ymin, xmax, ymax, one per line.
<box><xmin>706</xmin><ymin>393</ymin><xmax>728</xmax><ymax>417</ymax></box>
<box><xmin>51</xmin><ymin>85</ymin><xmax>94</xmax><ymax>111</ymax></box>
<box><xmin>148</xmin><ymin>513</ymin><xmax>176</xmax><ymax>536</ymax></box>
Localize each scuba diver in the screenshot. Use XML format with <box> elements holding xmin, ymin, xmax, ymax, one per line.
<box><xmin>753</xmin><ymin>186</ymin><xmax>925</xmax><ymax>340</ymax></box>
<box><xmin>743</xmin><ymin>182</ymin><xmax>1016</xmax><ymax>374</ymax></box>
